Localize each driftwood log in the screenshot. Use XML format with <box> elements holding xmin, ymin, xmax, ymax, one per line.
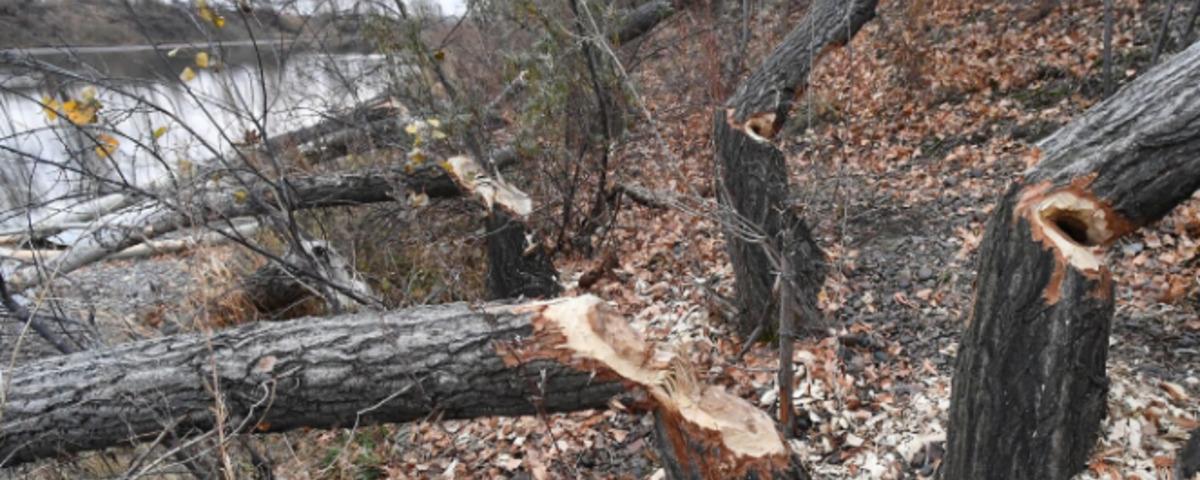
<box><xmin>714</xmin><ymin>0</ymin><xmax>877</xmax><ymax>336</ymax></box>
<box><xmin>1</xmin><ymin>295</ymin><xmax>806</xmax><ymax>479</ymax></box>
<box><xmin>943</xmin><ymin>40</ymin><xmax>1200</xmax><ymax>479</ymax></box>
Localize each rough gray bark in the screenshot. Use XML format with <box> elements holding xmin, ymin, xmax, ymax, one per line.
<box><xmin>6</xmin><ymin>152</ymin><xmax>517</xmax><ymax>290</ymax></box>
<box><xmin>615</xmin><ymin>0</ymin><xmax>684</xmax><ymax>45</ymax></box>
<box><xmin>943</xmin><ymin>41</ymin><xmax>1200</xmax><ymax>480</ymax></box>
<box><xmin>1178</xmin><ymin>427</ymin><xmax>1200</xmax><ymax>479</ymax></box>
<box><xmin>0</xmin><ymin>296</ymin><xmax>807</xmax><ymax>479</ymax></box>
<box><xmin>239</xmin><ymin>239</ymin><xmax>373</xmax><ymax>319</ymax></box>
<box><xmin>716</xmin><ymin>0</ymin><xmax>877</xmax><ymax>336</ymax></box>
<box><xmin>485</xmin><ymin>210</ymin><xmax>561</xmax><ymax>299</ymax></box>
<box><xmin>0</xmin><ymin>301</ymin><xmax>617</xmax><ymax>466</ymax></box>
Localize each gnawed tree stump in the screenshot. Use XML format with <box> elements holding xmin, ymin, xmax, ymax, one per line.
<box><xmin>943</xmin><ymin>41</ymin><xmax>1200</xmax><ymax>479</ymax></box>
<box><xmin>444</xmin><ymin>156</ymin><xmax>561</xmax><ymax>299</ymax></box>
<box><xmin>715</xmin><ymin>0</ymin><xmax>877</xmax><ymax>336</ymax></box>
<box><xmin>1</xmin><ymin>296</ymin><xmax>805</xmax><ymax>478</ymax></box>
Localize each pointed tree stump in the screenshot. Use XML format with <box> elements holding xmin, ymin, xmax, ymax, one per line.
<box><xmin>944</xmin><ymin>41</ymin><xmax>1200</xmax><ymax>479</ymax></box>
<box><xmin>715</xmin><ymin>0</ymin><xmax>877</xmax><ymax>336</ymax></box>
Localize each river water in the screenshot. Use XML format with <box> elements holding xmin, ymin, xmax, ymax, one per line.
<box><xmin>0</xmin><ymin>42</ymin><xmax>388</xmax><ymax>225</ymax></box>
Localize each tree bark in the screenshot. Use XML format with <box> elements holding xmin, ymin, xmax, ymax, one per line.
<box><xmin>485</xmin><ymin>210</ymin><xmax>561</xmax><ymax>299</ymax></box>
<box><xmin>1</xmin><ymin>296</ymin><xmax>805</xmax><ymax>479</ymax></box>
<box><xmin>715</xmin><ymin>0</ymin><xmax>877</xmax><ymax>336</ymax></box>
<box><xmin>6</xmin><ymin>152</ymin><xmax>516</xmax><ymax>290</ymax></box>
<box><xmin>615</xmin><ymin>0</ymin><xmax>686</xmax><ymax>45</ymax></box>
<box><xmin>238</xmin><ymin>238</ymin><xmax>373</xmax><ymax>319</ymax></box>
<box><xmin>943</xmin><ymin>41</ymin><xmax>1200</xmax><ymax>480</ymax></box>
<box><xmin>443</xmin><ymin>156</ymin><xmax>562</xmax><ymax>300</ymax></box>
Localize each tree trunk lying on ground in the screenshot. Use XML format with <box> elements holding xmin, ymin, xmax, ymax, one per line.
<box><xmin>5</xmin><ymin>151</ymin><xmax>517</xmax><ymax>291</ymax></box>
<box><xmin>715</xmin><ymin>0</ymin><xmax>876</xmax><ymax>336</ymax></box>
<box><xmin>615</xmin><ymin>0</ymin><xmax>686</xmax><ymax>45</ymax></box>
<box><xmin>1</xmin><ymin>295</ymin><xmax>806</xmax><ymax>479</ymax></box>
<box><xmin>943</xmin><ymin>41</ymin><xmax>1200</xmax><ymax>480</ymax></box>
<box><xmin>0</xmin><ymin>219</ymin><xmax>260</xmax><ymax>264</ymax></box>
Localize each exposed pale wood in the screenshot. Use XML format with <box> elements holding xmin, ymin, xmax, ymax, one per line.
<box><xmin>444</xmin><ymin>156</ymin><xmax>561</xmax><ymax>299</ymax></box>
<box><xmin>716</xmin><ymin>0</ymin><xmax>877</xmax><ymax>336</ymax></box>
<box><xmin>944</xmin><ymin>41</ymin><xmax>1200</xmax><ymax>480</ymax></box>
<box><xmin>0</xmin><ymin>296</ymin><xmax>806</xmax><ymax>479</ymax></box>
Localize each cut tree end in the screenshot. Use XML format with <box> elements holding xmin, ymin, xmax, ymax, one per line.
<box><xmin>1033</xmin><ymin>191</ymin><xmax>1111</xmax><ymax>272</ymax></box>
<box><xmin>445</xmin><ymin>156</ymin><xmax>532</xmax><ymax>218</ymax></box>
<box><xmin>1018</xmin><ymin>181</ymin><xmax>1131</xmax><ymax>273</ymax></box>
<box><xmin>727</xmin><ymin>108</ymin><xmax>779</xmax><ymax>143</ymax></box>
<box><xmin>504</xmin><ymin>296</ymin><xmax>794</xmax><ymax>477</ymax></box>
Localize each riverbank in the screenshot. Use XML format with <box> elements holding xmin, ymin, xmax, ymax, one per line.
<box><xmin>0</xmin><ymin>0</ymin><xmax>301</xmax><ymax>50</ymax></box>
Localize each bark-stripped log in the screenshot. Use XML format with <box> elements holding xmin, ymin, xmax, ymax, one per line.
<box><xmin>715</xmin><ymin>0</ymin><xmax>877</xmax><ymax>336</ymax></box>
<box><xmin>0</xmin><ymin>296</ymin><xmax>805</xmax><ymax>479</ymax></box>
<box><xmin>943</xmin><ymin>42</ymin><xmax>1200</xmax><ymax>480</ymax></box>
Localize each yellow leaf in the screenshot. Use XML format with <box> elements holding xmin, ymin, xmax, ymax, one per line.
<box><xmin>153</xmin><ymin>126</ymin><xmax>169</xmax><ymax>139</ymax></box>
<box><xmin>197</xmin><ymin>0</ymin><xmax>208</xmax><ymax>8</ymax></box>
<box><xmin>432</xmin><ymin>130</ymin><xmax>447</xmax><ymax>140</ymax></box>
<box><xmin>63</xmin><ymin>100</ymin><xmax>97</xmax><ymax>125</ymax></box>
<box><xmin>213</xmin><ymin>15</ymin><xmax>226</xmax><ymax>28</ymax></box>
<box><xmin>408</xmin><ymin>149</ymin><xmax>427</xmax><ymax>165</ymax></box>
<box><xmin>195</xmin><ymin>52</ymin><xmax>210</xmax><ymax>69</ymax></box>
<box><xmin>199</xmin><ymin>6</ymin><xmax>213</xmax><ymax>23</ymax></box>
<box><xmin>80</xmin><ymin>86</ymin><xmax>97</xmax><ymax>101</ymax></box>
<box><xmin>71</xmin><ymin>107</ymin><xmax>97</xmax><ymax>125</ymax></box>
<box><xmin>94</xmin><ymin>133</ymin><xmax>118</xmax><ymax>158</ymax></box>
<box><xmin>41</xmin><ymin>96</ymin><xmax>60</xmax><ymax>122</ymax></box>
<box><xmin>404</xmin><ymin>122</ymin><xmax>421</xmax><ymax>135</ymax></box>
<box><xmin>427</xmin><ymin>119</ymin><xmax>441</xmax><ymax>128</ymax></box>
<box><xmin>232</xmin><ymin>190</ymin><xmax>248</xmax><ymax>204</ymax></box>
<box><xmin>180</xmin><ymin>66</ymin><xmax>197</xmax><ymax>82</ymax></box>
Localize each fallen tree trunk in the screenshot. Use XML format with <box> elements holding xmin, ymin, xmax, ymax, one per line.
<box><xmin>0</xmin><ymin>219</ymin><xmax>260</xmax><ymax>264</ymax></box>
<box><xmin>715</xmin><ymin>0</ymin><xmax>876</xmax><ymax>336</ymax></box>
<box><xmin>615</xmin><ymin>0</ymin><xmax>685</xmax><ymax>45</ymax></box>
<box><xmin>1</xmin><ymin>295</ymin><xmax>806</xmax><ymax>479</ymax></box>
<box><xmin>943</xmin><ymin>41</ymin><xmax>1200</xmax><ymax>479</ymax></box>
<box><xmin>5</xmin><ymin>156</ymin><xmax>501</xmax><ymax>290</ymax></box>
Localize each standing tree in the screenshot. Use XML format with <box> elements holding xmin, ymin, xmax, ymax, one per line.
<box><xmin>943</xmin><ymin>41</ymin><xmax>1200</xmax><ymax>480</ymax></box>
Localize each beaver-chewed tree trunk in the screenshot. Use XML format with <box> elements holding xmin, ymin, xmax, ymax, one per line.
<box><xmin>943</xmin><ymin>42</ymin><xmax>1200</xmax><ymax>480</ymax></box>
<box><xmin>715</xmin><ymin>0</ymin><xmax>877</xmax><ymax>336</ymax></box>
<box><xmin>444</xmin><ymin>156</ymin><xmax>561</xmax><ymax>299</ymax></box>
<box><xmin>1</xmin><ymin>296</ymin><xmax>804</xmax><ymax>479</ymax></box>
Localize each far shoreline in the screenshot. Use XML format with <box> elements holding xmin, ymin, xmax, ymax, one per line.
<box><xmin>0</xmin><ymin>38</ymin><xmax>305</xmax><ymax>57</ymax></box>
